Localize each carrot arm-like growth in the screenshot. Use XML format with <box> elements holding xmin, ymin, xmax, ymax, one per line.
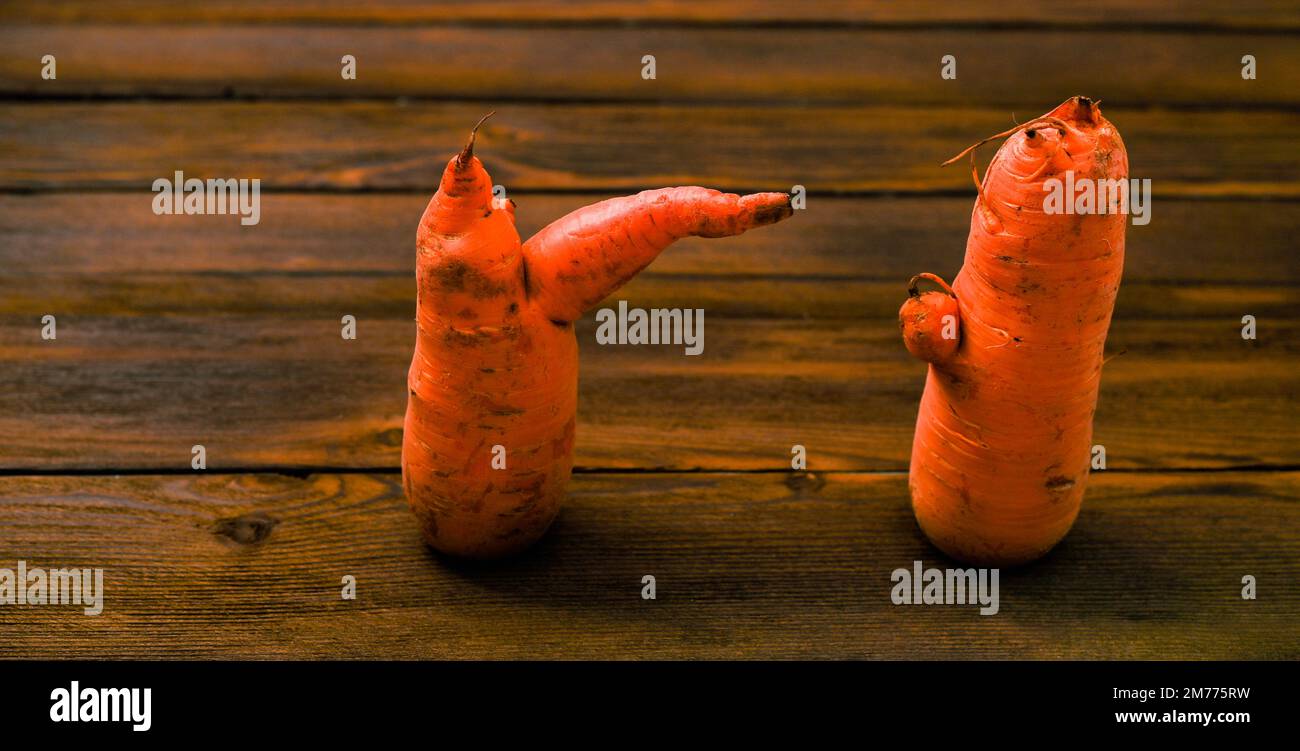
<box><xmin>404</xmin><ymin>120</ymin><xmax>794</xmax><ymax>558</ymax></box>
<box><xmin>523</xmin><ymin>187</ymin><xmax>793</xmax><ymax>323</ymax></box>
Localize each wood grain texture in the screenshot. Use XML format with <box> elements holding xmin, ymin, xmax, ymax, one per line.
<box><xmin>0</xmin><ymin>0</ymin><xmax>1295</xmax><ymax>663</ymax></box>
<box><xmin>2</xmin><ymin>193</ymin><xmax>1294</xmax><ymax>283</ymax></box>
<box><xmin>4</xmin><ymin>26</ymin><xmax>1295</xmax><ymax>108</ymax></box>
<box><xmin>3</xmin><ymin>1</ymin><xmax>1296</xmax><ymax>28</ymax></box>
<box><xmin>1</xmin><ymin>191</ymin><xmax>1295</xmax><ymax>473</ymax></box>
<box><xmin>0</xmin><ymin>471</ymin><xmax>1294</xmax><ymax>659</ymax></box>
<box><xmin>1</xmin><ymin>299</ymin><xmax>1294</xmax><ymax>472</ymax></box>
<box><xmin>2</xmin><ymin>102</ymin><xmax>1297</xmax><ymax>195</ymax></box>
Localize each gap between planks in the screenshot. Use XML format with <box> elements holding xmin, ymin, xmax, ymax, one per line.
<box><xmin>2</xmin><ymin>16</ymin><xmax>1298</xmax><ymax>34</ymax></box>
<box><xmin>0</xmin><ymin>466</ymin><xmax>1297</xmax><ymax>479</ymax></box>
<box><xmin>5</xmin><ymin>187</ymin><xmax>1300</xmax><ymax>202</ymax></box>
<box><xmin>3</xmin><ymin>95</ymin><xmax>1299</xmax><ymax>114</ymax></box>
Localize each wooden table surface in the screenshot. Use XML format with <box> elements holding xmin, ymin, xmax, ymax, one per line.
<box><xmin>1</xmin><ymin>1</ymin><xmax>1296</xmax><ymax>659</ymax></box>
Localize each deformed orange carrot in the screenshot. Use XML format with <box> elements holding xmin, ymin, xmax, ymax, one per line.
<box><xmin>900</xmin><ymin>96</ymin><xmax>1129</xmax><ymax>566</ymax></box>
<box><xmin>403</xmin><ymin>118</ymin><xmax>793</xmax><ymax>558</ymax></box>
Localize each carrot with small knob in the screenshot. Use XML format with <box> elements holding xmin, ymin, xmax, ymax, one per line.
<box><xmin>900</xmin><ymin>96</ymin><xmax>1128</xmax><ymax>566</ymax></box>
<box><xmin>403</xmin><ymin>115</ymin><xmax>793</xmax><ymax>558</ymax></box>
<box><xmin>899</xmin><ymin>273</ymin><xmax>960</xmax><ymax>364</ymax></box>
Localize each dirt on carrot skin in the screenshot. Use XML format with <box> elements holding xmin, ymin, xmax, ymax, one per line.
<box><xmin>900</xmin><ymin>96</ymin><xmax>1128</xmax><ymax>567</ymax></box>
<box><xmin>403</xmin><ymin>128</ymin><xmax>794</xmax><ymax>559</ymax></box>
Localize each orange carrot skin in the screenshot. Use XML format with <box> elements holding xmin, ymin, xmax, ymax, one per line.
<box><xmin>525</xmin><ymin>188</ymin><xmax>793</xmax><ymax>322</ymax></box>
<box><xmin>404</xmin><ymin>144</ymin><xmax>792</xmax><ymax>558</ymax></box>
<box><xmin>899</xmin><ymin>274</ymin><xmax>961</xmax><ymax>364</ymax></box>
<box><xmin>902</xmin><ymin>97</ymin><xmax>1128</xmax><ymax>566</ymax></box>
<box><xmin>403</xmin><ymin>151</ymin><xmax>572</xmax><ymax>558</ymax></box>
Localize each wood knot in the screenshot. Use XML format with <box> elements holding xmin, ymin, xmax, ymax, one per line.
<box><xmin>213</xmin><ymin>513</ymin><xmax>278</xmax><ymax>545</ymax></box>
<box><xmin>784</xmin><ymin>471</ymin><xmax>826</xmax><ymax>494</ymax></box>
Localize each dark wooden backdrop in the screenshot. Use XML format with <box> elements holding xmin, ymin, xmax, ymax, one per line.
<box><xmin>0</xmin><ymin>1</ymin><xmax>1296</xmax><ymax>659</ymax></box>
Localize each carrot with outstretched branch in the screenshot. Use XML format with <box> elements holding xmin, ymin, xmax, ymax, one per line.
<box><xmin>403</xmin><ymin>115</ymin><xmax>793</xmax><ymax>558</ymax></box>
<box><xmin>899</xmin><ymin>96</ymin><xmax>1128</xmax><ymax>565</ymax></box>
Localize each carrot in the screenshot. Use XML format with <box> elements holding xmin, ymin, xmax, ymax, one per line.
<box><xmin>899</xmin><ymin>96</ymin><xmax>1128</xmax><ymax>566</ymax></box>
<box><xmin>403</xmin><ymin>117</ymin><xmax>793</xmax><ymax>558</ymax></box>
<box><xmin>899</xmin><ymin>273</ymin><xmax>960</xmax><ymax>364</ymax></box>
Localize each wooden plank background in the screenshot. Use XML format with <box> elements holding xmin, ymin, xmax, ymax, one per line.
<box><xmin>1</xmin><ymin>470</ymin><xmax>1295</xmax><ymax>659</ymax></box>
<box><xmin>2</xmin><ymin>103</ymin><xmax>1298</xmax><ymax>195</ymax></box>
<box><xmin>0</xmin><ymin>1</ymin><xmax>1296</xmax><ymax>660</ymax></box>
<box><xmin>3</xmin><ymin>27</ymin><xmax>1298</xmax><ymax>108</ymax></box>
<box><xmin>3</xmin><ymin>1</ymin><xmax>1297</xmax><ymax>29</ymax></box>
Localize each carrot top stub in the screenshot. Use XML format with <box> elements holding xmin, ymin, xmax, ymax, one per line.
<box><xmin>945</xmin><ymin>95</ymin><xmax>1129</xmax><ymax>241</ymax></box>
